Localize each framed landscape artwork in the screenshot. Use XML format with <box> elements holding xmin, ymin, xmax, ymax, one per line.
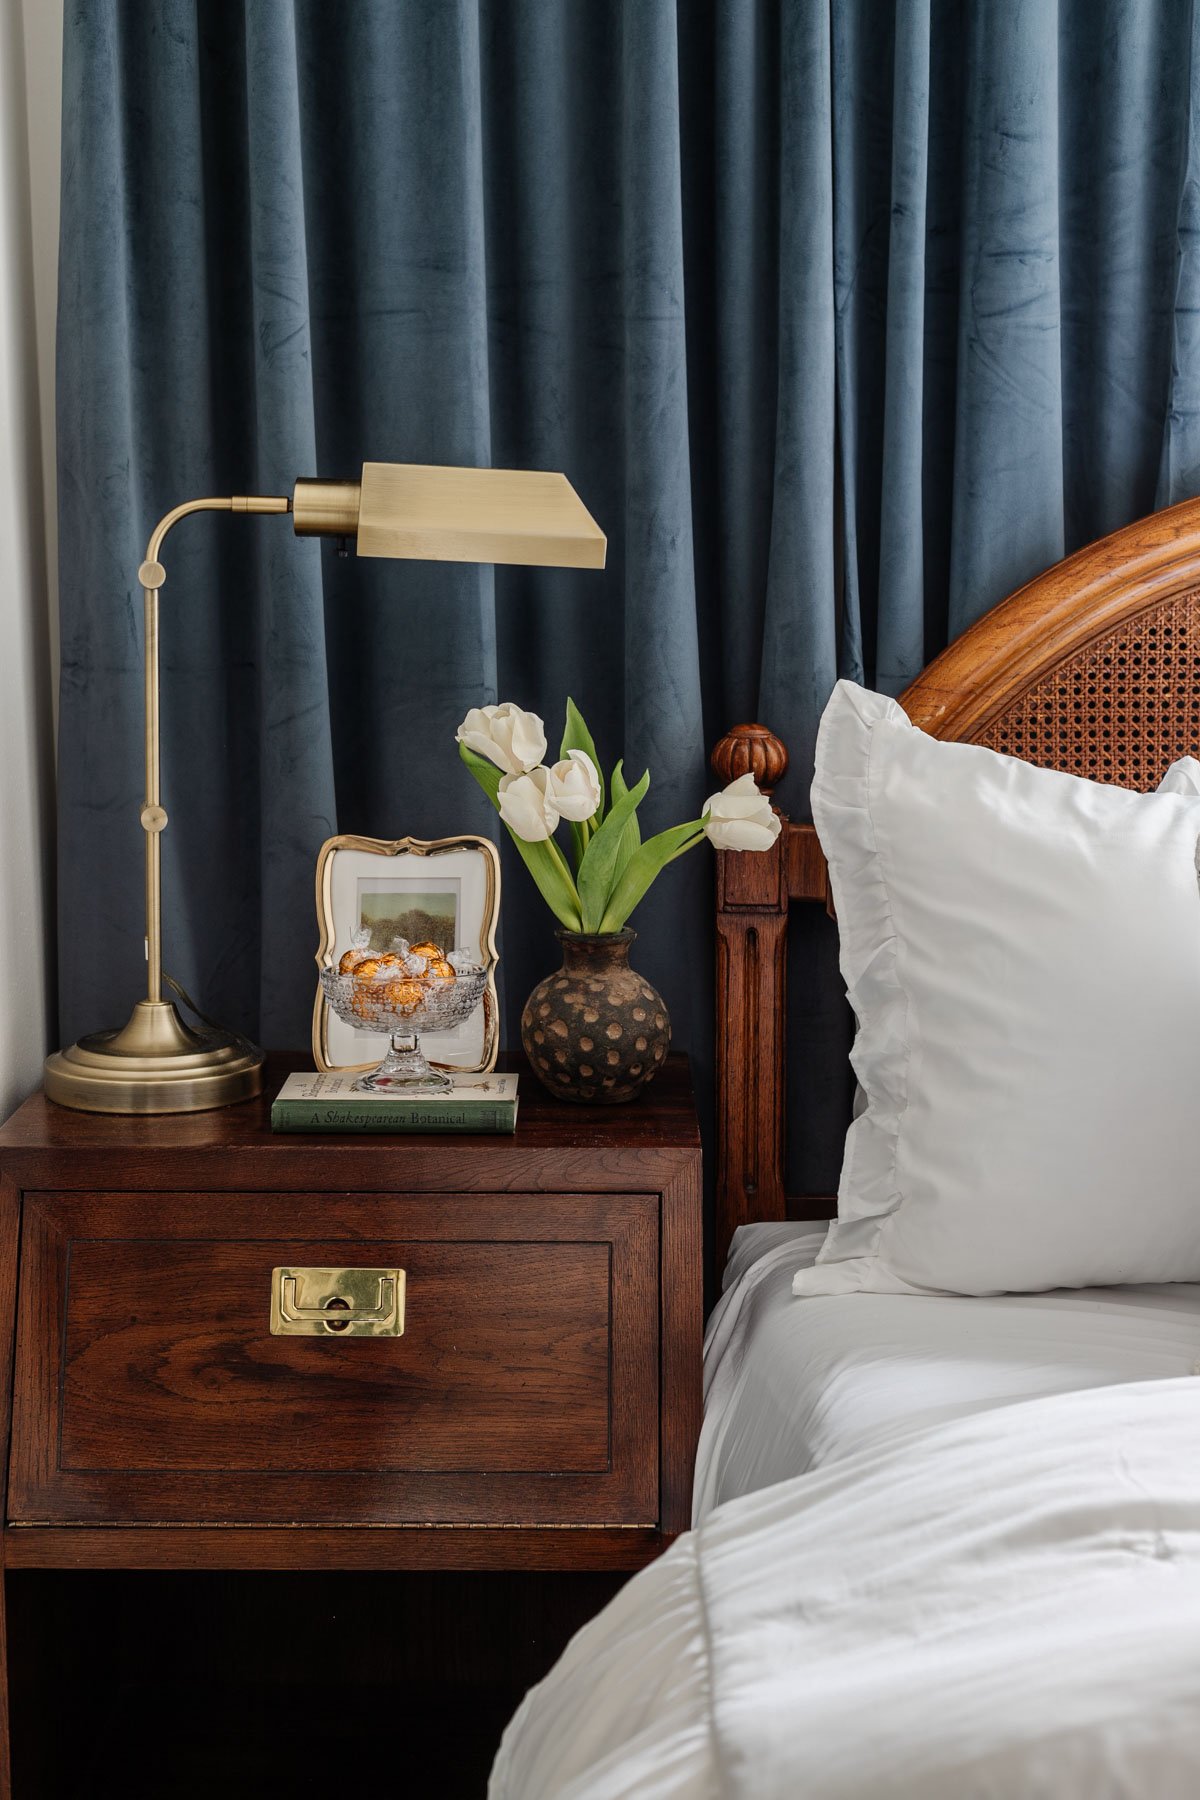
<box><xmin>312</xmin><ymin>834</ymin><xmax>501</xmax><ymax>1074</ymax></box>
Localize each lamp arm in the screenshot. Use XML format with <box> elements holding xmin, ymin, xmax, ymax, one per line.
<box><xmin>136</xmin><ymin>495</ymin><xmax>290</xmax><ymax>1005</ymax></box>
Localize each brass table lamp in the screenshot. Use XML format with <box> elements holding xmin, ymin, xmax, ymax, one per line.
<box><xmin>45</xmin><ymin>464</ymin><xmax>606</xmax><ymax>1114</ymax></box>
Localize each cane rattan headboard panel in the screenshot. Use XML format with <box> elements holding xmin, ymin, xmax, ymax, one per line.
<box><xmin>712</xmin><ymin>496</ymin><xmax>1200</xmax><ymax>1266</ymax></box>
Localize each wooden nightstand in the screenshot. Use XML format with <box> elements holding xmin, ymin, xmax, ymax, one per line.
<box><xmin>0</xmin><ymin>1052</ymin><xmax>701</xmax><ymax>1794</ymax></box>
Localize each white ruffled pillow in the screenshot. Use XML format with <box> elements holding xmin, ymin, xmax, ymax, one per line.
<box><xmin>796</xmin><ymin>681</ymin><xmax>1200</xmax><ymax>1299</ymax></box>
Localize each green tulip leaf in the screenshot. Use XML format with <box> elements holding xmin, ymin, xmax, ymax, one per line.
<box><xmin>560</xmin><ymin>697</ymin><xmax>605</xmax><ymax>820</ymax></box>
<box><xmin>609</xmin><ymin>760</ymin><xmax>642</xmax><ymax>867</ymax></box>
<box><xmin>459</xmin><ymin>739</ymin><xmax>502</xmax><ymax>804</ymax></box>
<box><xmin>576</xmin><ymin>762</ymin><xmax>649</xmax><ymax>932</ymax></box>
<box><xmin>598</xmin><ymin>819</ymin><xmax>706</xmax><ymax>932</ymax></box>
<box><xmin>509</xmin><ymin>834</ymin><xmax>585</xmax><ymax>933</ymax></box>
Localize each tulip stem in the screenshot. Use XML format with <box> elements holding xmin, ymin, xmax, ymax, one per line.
<box><xmin>546</xmin><ymin>832</ymin><xmax>582</xmax><ymax>902</ymax></box>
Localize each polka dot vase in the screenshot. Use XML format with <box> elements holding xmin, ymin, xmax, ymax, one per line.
<box><xmin>521</xmin><ymin>928</ymin><xmax>671</xmax><ymax>1103</ymax></box>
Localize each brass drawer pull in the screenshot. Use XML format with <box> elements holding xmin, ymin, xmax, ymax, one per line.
<box><xmin>269</xmin><ymin>1266</ymin><xmax>406</xmax><ymax>1337</ymax></box>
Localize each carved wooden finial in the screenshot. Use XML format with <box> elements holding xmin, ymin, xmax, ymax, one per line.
<box><xmin>710</xmin><ymin>723</ymin><xmax>789</xmax><ymax>794</ymax></box>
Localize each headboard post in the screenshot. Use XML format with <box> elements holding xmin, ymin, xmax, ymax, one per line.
<box><xmin>711</xmin><ymin>725</ymin><xmax>791</xmax><ymax>1267</ymax></box>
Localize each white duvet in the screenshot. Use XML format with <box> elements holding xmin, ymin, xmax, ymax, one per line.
<box><xmin>491</xmin><ymin>1381</ymin><xmax>1200</xmax><ymax>1798</ymax></box>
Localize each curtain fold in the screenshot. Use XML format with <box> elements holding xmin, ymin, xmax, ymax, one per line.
<box><xmin>950</xmin><ymin>1</ymin><xmax>1067</xmax><ymax>634</ymax></box>
<box><xmin>57</xmin><ymin>0</ymin><xmax>1200</xmax><ymax>1186</ymax></box>
<box><xmin>240</xmin><ymin>4</ymin><xmax>337</xmax><ymax>1038</ymax></box>
<box><xmin>1157</xmin><ymin>0</ymin><xmax>1200</xmax><ymax>504</ymax></box>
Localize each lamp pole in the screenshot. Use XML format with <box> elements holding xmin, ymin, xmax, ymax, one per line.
<box><xmin>135</xmin><ymin>496</ymin><xmax>290</xmax><ymax>1011</ymax></box>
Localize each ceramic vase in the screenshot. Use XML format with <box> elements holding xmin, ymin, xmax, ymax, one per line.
<box><xmin>521</xmin><ymin>929</ymin><xmax>670</xmax><ymax>1103</ymax></box>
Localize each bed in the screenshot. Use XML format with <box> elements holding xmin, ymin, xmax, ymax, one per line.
<box><xmin>697</xmin><ymin>1222</ymin><xmax>1200</xmax><ymax>1519</ymax></box>
<box><xmin>490</xmin><ymin>499</ymin><xmax>1200</xmax><ymax>1797</ymax></box>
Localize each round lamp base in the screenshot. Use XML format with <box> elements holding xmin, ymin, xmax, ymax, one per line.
<box><xmin>45</xmin><ymin>1001</ymin><xmax>264</xmax><ymax>1115</ymax></box>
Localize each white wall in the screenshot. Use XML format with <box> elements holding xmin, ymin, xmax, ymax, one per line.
<box><xmin>0</xmin><ymin>0</ymin><xmax>61</xmax><ymax>1119</ymax></box>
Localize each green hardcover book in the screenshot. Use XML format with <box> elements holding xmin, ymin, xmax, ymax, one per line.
<box><xmin>271</xmin><ymin>1071</ymin><xmax>519</xmax><ymax>1134</ymax></box>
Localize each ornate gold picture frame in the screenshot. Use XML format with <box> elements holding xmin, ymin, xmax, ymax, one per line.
<box><xmin>312</xmin><ymin>833</ymin><xmax>501</xmax><ymax>1075</ymax></box>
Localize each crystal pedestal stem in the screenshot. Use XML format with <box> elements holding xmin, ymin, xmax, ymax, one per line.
<box><xmin>354</xmin><ymin>1031</ymin><xmax>454</xmax><ymax>1093</ymax></box>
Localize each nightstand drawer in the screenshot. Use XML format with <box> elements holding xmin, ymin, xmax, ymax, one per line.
<box><xmin>9</xmin><ymin>1191</ymin><xmax>659</xmax><ymax>1528</ymax></box>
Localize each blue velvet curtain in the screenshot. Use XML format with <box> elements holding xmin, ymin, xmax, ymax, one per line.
<box><xmin>57</xmin><ymin>1</ymin><xmax>1200</xmax><ymax>1185</ymax></box>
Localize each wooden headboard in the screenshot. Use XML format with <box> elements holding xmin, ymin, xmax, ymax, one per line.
<box><xmin>712</xmin><ymin>495</ymin><xmax>1200</xmax><ymax>1266</ymax></box>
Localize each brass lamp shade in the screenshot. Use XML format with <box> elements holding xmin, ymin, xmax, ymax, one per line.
<box><xmin>45</xmin><ymin>466</ymin><xmax>606</xmax><ymax>1114</ymax></box>
<box><xmin>292</xmin><ymin>462</ymin><xmax>608</xmax><ymax>568</ymax></box>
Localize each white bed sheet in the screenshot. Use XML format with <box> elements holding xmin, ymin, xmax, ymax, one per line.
<box><xmin>695</xmin><ymin>1219</ymin><xmax>1200</xmax><ymax>1522</ymax></box>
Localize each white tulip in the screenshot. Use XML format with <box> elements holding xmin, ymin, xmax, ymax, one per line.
<box><xmin>545</xmin><ymin>750</ymin><xmax>602</xmax><ymax>822</ymax></box>
<box><xmin>497</xmin><ymin>767</ymin><xmax>561</xmax><ymax>842</ymax></box>
<box><xmin>456</xmin><ymin>702</ymin><xmax>547</xmax><ymax>776</ymax></box>
<box><xmin>702</xmin><ymin>772</ymin><xmax>781</xmax><ymax>851</ymax></box>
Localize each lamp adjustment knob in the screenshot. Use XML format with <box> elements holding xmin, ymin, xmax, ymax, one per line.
<box><xmin>139</xmin><ymin>560</ymin><xmax>166</xmax><ymax>590</ymax></box>
<box><xmin>140</xmin><ymin>804</ymin><xmax>168</xmax><ymax>834</ymax></box>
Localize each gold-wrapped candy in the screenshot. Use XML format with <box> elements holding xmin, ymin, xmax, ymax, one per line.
<box><xmin>409</xmin><ymin>941</ymin><xmax>444</xmax><ymax>962</ymax></box>
<box><xmin>353</xmin><ymin>953</ymin><xmax>401</xmax><ymax>984</ymax></box>
<box><xmin>427</xmin><ymin>957</ymin><xmax>456</xmax><ymax>981</ymax></box>
<box><xmin>339</xmin><ymin>946</ymin><xmax>373</xmax><ymax>975</ymax></box>
<box><xmin>384</xmin><ymin>976</ymin><xmax>425</xmax><ymax>1014</ymax></box>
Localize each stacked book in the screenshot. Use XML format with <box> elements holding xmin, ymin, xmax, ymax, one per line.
<box><xmin>271</xmin><ymin>1071</ymin><xmax>519</xmax><ymax>1134</ymax></box>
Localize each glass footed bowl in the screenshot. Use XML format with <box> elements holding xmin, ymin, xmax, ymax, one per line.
<box><xmin>319</xmin><ymin>962</ymin><xmax>488</xmax><ymax>1093</ymax></box>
